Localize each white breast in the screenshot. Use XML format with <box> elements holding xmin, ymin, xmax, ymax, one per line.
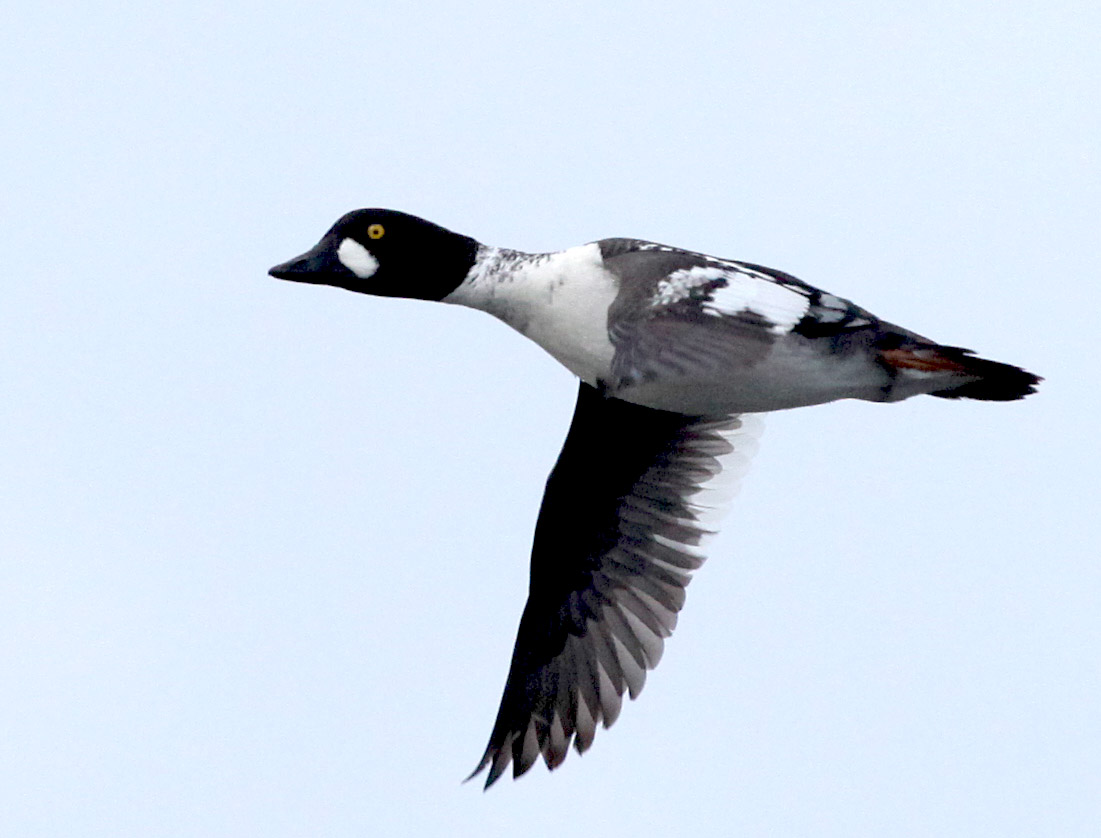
<box><xmin>444</xmin><ymin>244</ymin><xmax>619</xmax><ymax>384</ymax></box>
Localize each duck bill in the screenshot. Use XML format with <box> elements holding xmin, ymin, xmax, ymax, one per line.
<box><xmin>268</xmin><ymin>241</ymin><xmax>333</xmax><ymax>283</ymax></box>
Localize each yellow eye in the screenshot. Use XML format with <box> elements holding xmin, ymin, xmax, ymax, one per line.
<box><xmin>367</xmin><ymin>223</ymin><xmax>385</xmax><ymax>240</ymax></box>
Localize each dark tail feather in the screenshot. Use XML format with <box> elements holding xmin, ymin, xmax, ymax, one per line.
<box><xmin>929</xmin><ymin>347</ymin><xmax>1041</xmax><ymax>401</ymax></box>
<box><xmin>880</xmin><ymin>344</ymin><xmax>1041</xmax><ymax>401</ymax></box>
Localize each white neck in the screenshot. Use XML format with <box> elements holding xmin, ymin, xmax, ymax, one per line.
<box><xmin>443</xmin><ymin>243</ymin><xmax>619</xmax><ymax>384</ymax></box>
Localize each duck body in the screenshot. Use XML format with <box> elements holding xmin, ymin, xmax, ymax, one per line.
<box><xmin>437</xmin><ymin>233</ymin><xmax>1033</xmax><ymax>415</ymax></box>
<box><xmin>270</xmin><ymin>208</ymin><xmax>1039</xmax><ymax>788</ymax></box>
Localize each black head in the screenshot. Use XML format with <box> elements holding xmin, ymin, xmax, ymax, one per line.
<box><xmin>269</xmin><ymin>209</ymin><xmax>480</xmax><ymax>301</ymax></box>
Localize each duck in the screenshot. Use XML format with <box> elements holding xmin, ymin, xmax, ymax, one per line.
<box><xmin>270</xmin><ymin>208</ymin><xmax>1040</xmax><ymax>788</ymax></box>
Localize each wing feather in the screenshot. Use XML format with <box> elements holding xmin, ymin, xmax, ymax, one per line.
<box><xmin>467</xmin><ymin>382</ymin><xmax>761</xmax><ymax>788</ymax></box>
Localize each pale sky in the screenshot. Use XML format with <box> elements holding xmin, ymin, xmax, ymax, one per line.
<box><xmin>3</xmin><ymin>2</ymin><xmax>1098</xmax><ymax>835</ymax></box>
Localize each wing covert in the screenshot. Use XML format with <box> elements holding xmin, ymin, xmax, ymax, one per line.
<box><xmin>601</xmin><ymin>242</ymin><xmax>882</xmax><ymax>391</ymax></box>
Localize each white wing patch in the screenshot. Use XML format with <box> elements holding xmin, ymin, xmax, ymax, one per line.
<box><xmin>708</xmin><ymin>272</ymin><xmax>811</xmax><ymax>332</ymax></box>
<box><xmin>813</xmin><ymin>292</ymin><xmax>853</xmax><ymax>323</ymax></box>
<box><xmin>337</xmin><ymin>237</ymin><xmax>380</xmax><ymax>279</ymax></box>
<box><xmin>652</xmin><ymin>265</ymin><xmax>723</xmax><ymax>307</ymax></box>
<box><xmin>654</xmin><ymin>265</ymin><xmax>811</xmax><ymax>335</ymax></box>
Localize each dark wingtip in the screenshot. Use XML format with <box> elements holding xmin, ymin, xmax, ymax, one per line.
<box><xmin>463</xmin><ymin>748</ymin><xmax>498</xmax><ymax>791</ymax></box>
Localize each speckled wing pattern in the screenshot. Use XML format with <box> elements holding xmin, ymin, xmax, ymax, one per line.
<box><xmin>600</xmin><ymin>239</ymin><xmax>880</xmax><ymax>390</ymax></box>
<box><xmin>468</xmin><ymin>381</ymin><xmax>760</xmax><ymax>788</ymax></box>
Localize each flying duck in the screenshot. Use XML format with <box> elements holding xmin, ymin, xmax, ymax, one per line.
<box><xmin>269</xmin><ymin>208</ymin><xmax>1040</xmax><ymax>788</ymax></box>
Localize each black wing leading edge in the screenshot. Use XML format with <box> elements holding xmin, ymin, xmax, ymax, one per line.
<box><xmin>468</xmin><ymin>381</ymin><xmax>760</xmax><ymax>788</ymax></box>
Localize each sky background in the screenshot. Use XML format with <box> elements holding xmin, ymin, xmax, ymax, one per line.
<box><xmin>3</xmin><ymin>1</ymin><xmax>1098</xmax><ymax>835</ymax></box>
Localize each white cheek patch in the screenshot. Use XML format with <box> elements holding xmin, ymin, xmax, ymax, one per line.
<box><xmin>337</xmin><ymin>237</ymin><xmax>379</xmax><ymax>279</ymax></box>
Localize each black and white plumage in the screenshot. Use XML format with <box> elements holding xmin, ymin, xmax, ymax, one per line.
<box><xmin>269</xmin><ymin>208</ymin><xmax>1040</xmax><ymax>789</ymax></box>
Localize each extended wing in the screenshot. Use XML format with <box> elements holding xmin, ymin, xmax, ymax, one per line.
<box><xmin>468</xmin><ymin>381</ymin><xmax>760</xmax><ymax>788</ymax></box>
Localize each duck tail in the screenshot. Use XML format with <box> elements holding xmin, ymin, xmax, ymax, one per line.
<box><xmin>879</xmin><ymin>345</ymin><xmax>1041</xmax><ymax>402</ymax></box>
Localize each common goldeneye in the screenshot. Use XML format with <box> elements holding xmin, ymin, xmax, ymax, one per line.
<box><xmin>270</xmin><ymin>208</ymin><xmax>1040</xmax><ymax>789</ymax></box>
